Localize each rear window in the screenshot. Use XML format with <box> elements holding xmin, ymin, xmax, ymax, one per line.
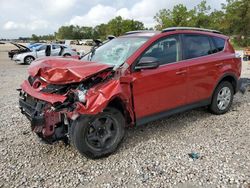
<box><xmin>183</xmin><ymin>34</ymin><xmax>212</xmax><ymax>60</ymax></box>
<box><xmin>212</xmin><ymin>37</ymin><xmax>225</xmax><ymax>52</ymax></box>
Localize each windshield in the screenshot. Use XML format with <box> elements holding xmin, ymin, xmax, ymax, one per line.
<box><xmin>82</xmin><ymin>37</ymin><xmax>148</xmax><ymax>66</ymax></box>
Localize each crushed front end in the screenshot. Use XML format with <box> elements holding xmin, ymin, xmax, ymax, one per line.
<box><xmin>19</xmin><ymin>77</ymin><xmax>80</xmax><ymax>143</ymax></box>
<box><xmin>19</xmin><ymin>90</ymin><xmax>66</xmax><ymax>143</ymax></box>
<box><xmin>18</xmin><ymin>58</ymin><xmax>118</xmax><ymax>144</ymax></box>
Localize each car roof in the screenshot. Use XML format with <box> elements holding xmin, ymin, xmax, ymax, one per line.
<box><xmin>122</xmin><ymin>27</ymin><xmax>228</xmax><ymax>39</ymax></box>
<box><xmin>162</xmin><ymin>27</ymin><xmax>221</xmax><ymax>34</ymax></box>
<box><xmin>121</xmin><ymin>30</ymin><xmax>161</xmax><ymax>38</ymax></box>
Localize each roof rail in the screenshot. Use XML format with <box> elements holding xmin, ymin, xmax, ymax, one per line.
<box><xmin>124</xmin><ymin>30</ymin><xmax>157</xmax><ymax>35</ymax></box>
<box><xmin>162</xmin><ymin>27</ymin><xmax>222</xmax><ymax>34</ymax></box>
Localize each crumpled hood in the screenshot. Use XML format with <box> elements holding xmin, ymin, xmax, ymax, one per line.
<box><xmin>28</xmin><ymin>57</ymin><xmax>112</xmax><ymax>84</ymax></box>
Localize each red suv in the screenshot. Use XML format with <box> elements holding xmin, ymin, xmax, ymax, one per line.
<box><xmin>19</xmin><ymin>27</ymin><xmax>241</xmax><ymax>159</ymax></box>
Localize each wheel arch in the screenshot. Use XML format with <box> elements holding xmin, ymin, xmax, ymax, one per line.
<box><xmin>213</xmin><ymin>73</ymin><xmax>238</xmax><ymax>95</ymax></box>
<box><xmin>24</xmin><ymin>55</ymin><xmax>35</xmax><ymax>64</ymax></box>
<box><xmin>24</xmin><ymin>55</ymin><xmax>35</xmax><ymax>60</ymax></box>
<box><xmin>63</xmin><ymin>53</ymin><xmax>71</xmax><ymax>56</ymax></box>
<box><xmin>107</xmin><ymin>97</ymin><xmax>133</xmax><ymax>126</ymax></box>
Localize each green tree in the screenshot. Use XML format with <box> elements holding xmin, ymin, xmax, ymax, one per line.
<box><xmin>56</xmin><ymin>25</ymin><xmax>75</xmax><ymax>39</ymax></box>
<box><xmin>94</xmin><ymin>24</ymin><xmax>109</xmax><ymax>39</ymax></box>
<box><xmin>154</xmin><ymin>4</ymin><xmax>196</xmax><ymax>30</ymax></box>
<box><xmin>31</xmin><ymin>34</ymin><xmax>39</xmax><ymax>42</ymax></box>
<box><xmin>193</xmin><ymin>0</ymin><xmax>211</xmax><ymax>28</ymax></box>
<box><xmin>208</xmin><ymin>10</ymin><xmax>226</xmax><ymax>31</ymax></box>
<box><xmin>106</xmin><ymin>16</ymin><xmax>144</xmax><ymax>36</ymax></box>
<box><xmin>106</xmin><ymin>16</ymin><xmax>124</xmax><ymax>36</ymax></box>
<box><xmin>222</xmin><ymin>0</ymin><xmax>250</xmax><ymax>46</ymax></box>
<box><xmin>222</xmin><ymin>0</ymin><xmax>250</xmax><ymax>36</ymax></box>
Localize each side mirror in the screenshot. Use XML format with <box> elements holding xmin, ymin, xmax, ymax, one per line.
<box><xmin>135</xmin><ymin>57</ymin><xmax>159</xmax><ymax>70</ymax></box>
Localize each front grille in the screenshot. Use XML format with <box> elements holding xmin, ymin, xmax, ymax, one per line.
<box><xmin>19</xmin><ymin>92</ymin><xmax>45</xmax><ymax>120</ymax></box>
<box><xmin>19</xmin><ymin>98</ymin><xmax>36</xmax><ymax>118</ymax></box>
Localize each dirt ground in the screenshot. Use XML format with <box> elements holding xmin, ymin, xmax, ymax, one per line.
<box><xmin>0</xmin><ymin>43</ymin><xmax>249</xmax><ymax>188</ymax></box>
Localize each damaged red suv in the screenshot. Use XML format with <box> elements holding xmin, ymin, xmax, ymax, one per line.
<box><xmin>19</xmin><ymin>27</ymin><xmax>241</xmax><ymax>159</ymax></box>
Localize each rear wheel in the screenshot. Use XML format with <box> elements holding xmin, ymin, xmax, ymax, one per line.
<box><xmin>209</xmin><ymin>81</ymin><xmax>234</xmax><ymax>115</ymax></box>
<box><xmin>71</xmin><ymin>107</ymin><xmax>125</xmax><ymax>159</ymax></box>
<box><xmin>24</xmin><ymin>56</ymin><xmax>35</xmax><ymax>65</ymax></box>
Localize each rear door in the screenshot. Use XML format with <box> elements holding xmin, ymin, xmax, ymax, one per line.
<box><xmin>131</xmin><ymin>35</ymin><xmax>189</xmax><ymax>120</ymax></box>
<box><xmin>51</xmin><ymin>44</ymin><xmax>61</xmax><ymax>56</ymax></box>
<box><xmin>181</xmin><ymin>34</ymin><xmax>226</xmax><ymax>104</ymax></box>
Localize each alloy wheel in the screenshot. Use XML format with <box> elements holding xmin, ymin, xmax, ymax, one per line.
<box><xmin>217</xmin><ymin>86</ymin><xmax>232</xmax><ymax>110</ymax></box>
<box><xmin>86</xmin><ymin>116</ymin><xmax>117</xmax><ymax>150</ymax></box>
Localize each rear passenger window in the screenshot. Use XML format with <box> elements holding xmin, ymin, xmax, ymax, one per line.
<box><xmin>52</xmin><ymin>45</ymin><xmax>61</xmax><ymax>49</ymax></box>
<box><xmin>183</xmin><ymin>34</ymin><xmax>212</xmax><ymax>60</ymax></box>
<box><xmin>212</xmin><ymin>37</ymin><xmax>225</xmax><ymax>52</ymax></box>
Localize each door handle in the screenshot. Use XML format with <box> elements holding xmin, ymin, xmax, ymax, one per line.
<box><xmin>176</xmin><ymin>70</ymin><xmax>187</xmax><ymax>75</ymax></box>
<box><xmin>215</xmin><ymin>63</ymin><xmax>223</xmax><ymax>67</ymax></box>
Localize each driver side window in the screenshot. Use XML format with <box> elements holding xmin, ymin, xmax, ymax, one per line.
<box><xmin>142</xmin><ymin>35</ymin><xmax>180</xmax><ymax>65</ymax></box>
<box><xmin>37</xmin><ymin>45</ymin><xmax>46</xmax><ymax>51</ymax></box>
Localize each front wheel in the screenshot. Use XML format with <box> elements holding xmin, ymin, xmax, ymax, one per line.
<box><xmin>209</xmin><ymin>81</ymin><xmax>234</xmax><ymax>115</ymax></box>
<box><xmin>71</xmin><ymin>107</ymin><xmax>125</xmax><ymax>159</ymax></box>
<box><xmin>24</xmin><ymin>56</ymin><xmax>35</xmax><ymax>65</ymax></box>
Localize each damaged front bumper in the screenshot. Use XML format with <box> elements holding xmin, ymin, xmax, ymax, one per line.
<box><xmin>19</xmin><ymin>81</ymin><xmax>71</xmax><ymax>143</ymax></box>
<box><xmin>19</xmin><ymin>91</ymin><xmax>67</xmax><ymax>143</ymax></box>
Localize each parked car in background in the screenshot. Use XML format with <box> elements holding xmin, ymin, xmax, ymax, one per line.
<box><xmin>78</xmin><ymin>39</ymin><xmax>94</xmax><ymax>46</ymax></box>
<box><xmin>8</xmin><ymin>42</ymin><xmax>31</xmax><ymax>59</ymax></box>
<box><xmin>243</xmin><ymin>47</ymin><xmax>250</xmax><ymax>61</ymax></box>
<box><xmin>13</xmin><ymin>44</ymin><xmax>78</xmax><ymax>64</ymax></box>
<box><xmin>18</xmin><ymin>27</ymin><xmax>241</xmax><ymax>159</ymax></box>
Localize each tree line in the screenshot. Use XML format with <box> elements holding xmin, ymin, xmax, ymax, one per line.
<box><xmin>31</xmin><ymin>0</ymin><xmax>250</xmax><ymax>47</ymax></box>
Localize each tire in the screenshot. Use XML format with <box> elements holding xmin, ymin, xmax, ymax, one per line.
<box><xmin>209</xmin><ymin>81</ymin><xmax>234</xmax><ymax>115</ymax></box>
<box><xmin>24</xmin><ymin>56</ymin><xmax>35</xmax><ymax>65</ymax></box>
<box><xmin>71</xmin><ymin>107</ymin><xmax>125</xmax><ymax>159</ymax></box>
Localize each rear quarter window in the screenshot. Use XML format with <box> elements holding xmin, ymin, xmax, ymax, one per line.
<box><xmin>211</xmin><ymin>36</ymin><xmax>225</xmax><ymax>52</ymax></box>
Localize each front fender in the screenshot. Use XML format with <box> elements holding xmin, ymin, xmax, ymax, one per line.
<box><xmin>75</xmin><ymin>79</ymin><xmax>132</xmax><ymax>116</ymax></box>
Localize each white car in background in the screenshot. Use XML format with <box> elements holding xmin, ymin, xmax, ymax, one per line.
<box><xmin>13</xmin><ymin>44</ymin><xmax>78</xmax><ymax>64</ymax></box>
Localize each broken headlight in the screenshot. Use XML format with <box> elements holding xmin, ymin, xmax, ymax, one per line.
<box><xmin>75</xmin><ymin>90</ymin><xmax>87</xmax><ymax>103</ymax></box>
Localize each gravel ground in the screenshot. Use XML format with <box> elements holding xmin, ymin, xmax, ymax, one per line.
<box><xmin>0</xmin><ymin>43</ymin><xmax>250</xmax><ymax>188</ymax></box>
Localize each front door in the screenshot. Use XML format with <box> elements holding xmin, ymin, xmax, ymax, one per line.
<box><xmin>36</xmin><ymin>45</ymin><xmax>47</xmax><ymax>58</ymax></box>
<box><xmin>131</xmin><ymin>35</ymin><xmax>188</xmax><ymax>120</ymax></box>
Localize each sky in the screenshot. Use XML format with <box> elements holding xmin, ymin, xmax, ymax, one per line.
<box><xmin>0</xmin><ymin>0</ymin><xmax>226</xmax><ymax>39</ymax></box>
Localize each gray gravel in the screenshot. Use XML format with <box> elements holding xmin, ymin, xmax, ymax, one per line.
<box><xmin>0</xmin><ymin>44</ymin><xmax>250</xmax><ymax>188</ymax></box>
